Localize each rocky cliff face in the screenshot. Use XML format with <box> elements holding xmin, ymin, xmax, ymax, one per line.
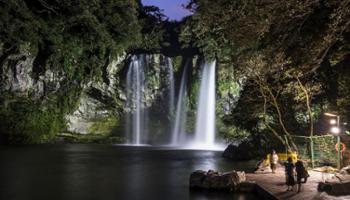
<box><xmin>65</xmin><ymin>54</ymin><xmax>179</xmax><ymax>136</ymax></box>
<box><xmin>0</xmin><ymin>43</ymin><xmax>241</xmax><ymax>143</ymax></box>
<box><xmin>65</xmin><ymin>56</ymin><xmax>126</xmax><ymax>135</ymax></box>
<box><xmin>1</xmin><ymin>44</ymin><xmax>51</xmax><ymax>98</ymax></box>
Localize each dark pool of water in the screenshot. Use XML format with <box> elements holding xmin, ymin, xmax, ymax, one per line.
<box><xmin>0</xmin><ymin>144</ymin><xmax>259</xmax><ymax>200</ymax></box>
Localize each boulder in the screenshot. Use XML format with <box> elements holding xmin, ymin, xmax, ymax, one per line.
<box><xmin>222</xmin><ymin>140</ymin><xmax>265</xmax><ymax>161</ymax></box>
<box><xmin>318</xmin><ymin>174</ymin><xmax>350</xmax><ymax>196</ymax></box>
<box><xmin>189</xmin><ymin>170</ymin><xmax>246</xmax><ymax>191</ymax></box>
<box><xmin>230</xmin><ymin>170</ymin><xmax>246</xmax><ymax>184</ymax></box>
<box><xmin>318</xmin><ymin>181</ymin><xmax>350</xmax><ymax>196</ymax></box>
<box><xmin>189</xmin><ymin>170</ymin><xmax>207</xmax><ymax>189</ymax></box>
<box><xmin>202</xmin><ymin>173</ymin><xmax>227</xmax><ymax>189</ymax></box>
<box><xmin>340</xmin><ymin>165</ymin><xmax>350</xmax><ymax>175</ymax></box>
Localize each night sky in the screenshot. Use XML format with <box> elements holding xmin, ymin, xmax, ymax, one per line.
<box><xmin>141</xmin><ymin>0</ymin><xmax>192</xmax><ymax>21</ymax></box>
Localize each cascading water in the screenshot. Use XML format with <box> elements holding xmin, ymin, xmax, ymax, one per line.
<box><xmin>171</xmin><ymin>62</ymin><xmax>189</xmax><ymax>146</ymax></box>
<box><xmin>126</xmin><ymin>55</ymin><xmax>146</xmax><ymax>145</ymax></box>
<box><xmin>167</xmin><ymin>58</ymin><xmax>175</xmax><ymax>116</ymax></box>
<box><xmin>193</xmin><ymin>61</ymin><xmax>217</xmax><ymax>148</ymax></box>
<box><xmin>124</xmin><ymin>56</ymin><xmax>222</xmax><ymax>150</ymax></box>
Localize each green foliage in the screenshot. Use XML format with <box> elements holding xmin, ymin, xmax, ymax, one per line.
<box><xmin>0</xmin><ymin>0</ymin><xmax>142</xmax><ymax>81</ymax></box>
<box><xmin>292</xmin><ymin>135</ymin><xmax>338</xmax><ymax>167</ymax></box>
<box><xmin>59</xmin><ymin>132</ymin><xmax>125</xmax><ymax>144</ymax></box>
<box><xmin>0</xmin><ymin>85</ymin><xmax>81</xmax><ymax>144</ymax></box>
<box><xmin>137</xmin><ymin>6</ymin><xmax>166</xmax><ymax>51</ymax></box>
<box><xmin>0</xmin><ymin>100</ymin><xmax>62</xmax><ymax>144</ymax></box>
<box><xmin>217</xmin><ymin>118</ymin><xmax>250</xmax><ymax>143</ymax></box>
<box><xmin>217</xmin><ymin>81</ymin><xmax>240</xmax><ymax>97</ymax></box>
<box><xmin>294</xmin><ymin>104</ymin><xmax>323</xmax><ymax>127</ymax></box>
<box><xmin>185</xmin><ymin>111</ymin><xmax>196</xmax><ymax>135</ymax></box>
<box><xmin>0</xmin><ymin>1</ymin><xmax>41</xmax><ymax>48</ymax></box>
<box><xmin>146</xmin><ymin>57</ymin><xmax>161</xmax><ymax>91</ymax></box>
<box><xmin>216</xmin><ymin>64</ymin><xmax>241</xmax><ymax>104</ymax></box>
<box><xmin>0</xmin><ymin>0</ymin><xmax>167</xmax><ymax>144</ymax></box>
<box><xmin>172</xmin><ymin>56</ymin><xmax>183</xmax><ymax>73</ymax></box>
<box><xmin>188</xmin><ymin>75</ymin><xmax>199</xmax><ymax>110</ymax></box>
<box><xmin>88</xmin><ymin>117</ymin><xmax>119</xmax><ymax>135</ymax></box>
<box><xmin>177</xmin><ymin>0</ymin><xmax>349</xmax><ymax>144</ymax></box>
<box><xmin>180</xmin><ymin>0</ymin><xmax>268</xmax><ymax>59</ymax></box>
<box><xmin>337</xmin><ymin>67</ymin><xmax>350</xmax><ymax>121</ymax></box>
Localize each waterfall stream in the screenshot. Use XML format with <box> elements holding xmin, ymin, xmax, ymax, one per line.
<box><xmin>125</xmin><ymin>55</ymin><xmax>176</xmax><ymax>145</ymax></box>
<box><xmin>125</xmin><ymin>56</ymin><xmax>222</xmax><ymax>150</ymax></box>
<box><xmin>193</xmin><ymin>61</ymin><xmax>217</xmax><ymax>148</ymax></box>
<box><xmin>126</xmin><ymin>55</ymin><xmax>146</xmax><ymax>145</ymax></box>
<box><xmin>167</xmin><ymin>58</ymin><xmax>175</xmax><ymax>116</ymax></box>
<box><xmin>171</xmin><ymin>61</ymin><xmax>189</xmax><ymax>146</ymax></box>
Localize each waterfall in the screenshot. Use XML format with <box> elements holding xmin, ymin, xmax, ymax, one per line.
<box><xmin>123</xmin><ymin>56</ymin><xmax>222</xmax><ymax>150</ymax></box>
<box><xmin>171</xmin><ymin>62</ymin><xmax>189</xmax><ymax>145</ymax></box>
<box><xmin>126</xmin><ymin>55</ymin><xmax>146</xmax><ymax>145</ymax></box>
<box><xmin>167</xmin><ymin>58</ymin><xmax>175</xmax><ymax>116</ymax></box>
<box><xmin>194</xmin><ymin>61</ymin><xmax>217</xmax><ymax>148</ymax></box>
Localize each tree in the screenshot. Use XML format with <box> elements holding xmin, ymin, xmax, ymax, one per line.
<box><xmin>181</xmin><ymin>0</ymin><xmax>350</xmax><ymax>148</ymax></box>
<box><xmin>0</xmin><ymin>0</ymin><xmax>144</xmax><ymax>143</ymax></box>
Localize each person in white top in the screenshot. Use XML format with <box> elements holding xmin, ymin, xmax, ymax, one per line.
<box><xmin>270</xmin><ymin>150</ymin><xmax>279</xmax><ymax>173</ymax></box>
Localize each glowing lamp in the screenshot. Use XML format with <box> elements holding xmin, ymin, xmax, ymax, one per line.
<box><xmin>330</xmin><ymin>119</ymin><xmax>337</xmax><ymax>125</ymax></box>
<box><xmin>325</xmin><ymin>113</ymin><xmax>338</xmax><ymax>117</ymax></box>
<box><xmin>331</xmin><ymin>127</ymin><xmax>340</xmax><ymax>135</ymax></box>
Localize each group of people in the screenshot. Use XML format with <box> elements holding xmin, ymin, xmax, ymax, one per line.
<box><xmin>270</xmin><ymin>150</ymin><xmax>309</xmax><ymax>192</ymax></box>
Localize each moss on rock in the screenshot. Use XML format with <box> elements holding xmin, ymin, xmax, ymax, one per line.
<box><xmin>88</xmin><ymin>117</ymin><xmax>119</xmax><ymax>135</ymax></box>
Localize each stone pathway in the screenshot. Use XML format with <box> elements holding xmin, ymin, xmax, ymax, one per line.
<box><xmin>246</xmin><ymin>168</ymin><xmax>350</xmax><ymax>200</ymax></box>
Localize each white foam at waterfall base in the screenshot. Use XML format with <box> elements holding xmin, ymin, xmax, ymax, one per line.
<box><xmin>182</xmin><ymin>141</ymin><xmax>226</xmax><ymax>151</ymax></box>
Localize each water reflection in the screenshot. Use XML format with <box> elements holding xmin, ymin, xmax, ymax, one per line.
<box><xmin>0</xmin><ymin>145</ymin><xmax>258</xmax><ymax>200</ymax></box>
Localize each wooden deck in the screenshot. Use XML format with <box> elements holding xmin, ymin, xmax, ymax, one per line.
<box><xmin>246</xmin><ymin>168</ymin><xmax>350</xmax><ymax>200</ymax></box>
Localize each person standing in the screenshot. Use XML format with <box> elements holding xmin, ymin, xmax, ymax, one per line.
<box><xmin>295</xmin><ymin>160</ymin><xmax>309</xmax><ymax>192</ymax></box>
<box><xmin>285</xmin><ymin>157</ymin><xmax>295</xmax><ymax>191</ymax></box>
<box><xmin>270</xmin><ymin>150</ymin><xmax>279</xmax><ymax>173</ymax></box>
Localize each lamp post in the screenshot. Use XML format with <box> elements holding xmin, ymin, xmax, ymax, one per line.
<box><xmin>325</xmin><ymin>113</ymin><xmax>341</xmax><ymax>169</ymax></box>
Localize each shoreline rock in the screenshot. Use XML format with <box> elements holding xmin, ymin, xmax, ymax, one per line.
<box><xmin>318</xmin><ymin>170</ymin><xmax>350</xmax><ymax>196</ymax></box>
<box><xmin>189</xmin><ymin>170</ymin><xmax>246</xmax><ymax>191</ymax></box>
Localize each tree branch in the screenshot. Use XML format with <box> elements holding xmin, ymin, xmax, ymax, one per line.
<box><xmin>37</xmin><ymin>0</ymin><xmax>58</xmax><ymax>15</ymax></box>
<box><xmin>296</xmin><ymin>76</ymin><xmax>314</xmax><ymax>137</ymax></box>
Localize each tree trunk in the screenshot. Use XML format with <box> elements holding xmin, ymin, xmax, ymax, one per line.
<box><xmin>260</xmin><ymin>87</ymin><xmax>289</xmax><ymax>149</ymax></box>
<box><xmin>257</xmin><ymin>79</ymin><xmax>297</xmax><ymax>151</ymax></box>
<box><xmin>296</xmin><ymin>76</ymin><xmax>313</xmax><ymax>137</ymax></box>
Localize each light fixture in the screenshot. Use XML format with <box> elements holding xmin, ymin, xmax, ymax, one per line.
<box><xmin>324</xmin><ymin>112</ymin><xmax>338</xmax><ymax>117</ymax></box>
<box><xmin>330</xmin><ymin>119</ymin><xmax>337</xmax><ymax>125</ymax></box>
<box><xmin>331</xmin><ymin>127</ymin><xmax>340</xmax><ymax>135</ymax></box>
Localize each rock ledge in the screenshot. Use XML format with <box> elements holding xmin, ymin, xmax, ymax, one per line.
<box><xmin>189</xmin><ymin>170</ymin><xmax>246</xmax><ymax>191</ymax></box>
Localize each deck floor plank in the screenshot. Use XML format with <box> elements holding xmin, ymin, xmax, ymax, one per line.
<box><xmin>246</xmin><ymin>168</ymin><xmax>350</xmax><ymax>200</ymax></box>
